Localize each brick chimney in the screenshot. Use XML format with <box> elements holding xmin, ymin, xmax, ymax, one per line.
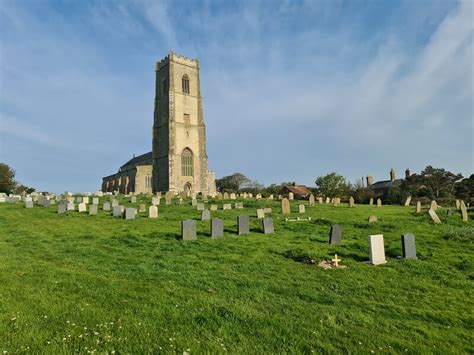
<box><xmin>390</xmin><ymin>168</ymin><xmax>396</xmax><ymax>182</ymax></box>
<box><xmin>405</xmin><ymin>168</ymin><xmax>411</xmax><ymax>179</ymax></box>
<box><xmin>366</xmin><ymin>175</ymin><xmax>373</xmax><ymax>186</ymax></box>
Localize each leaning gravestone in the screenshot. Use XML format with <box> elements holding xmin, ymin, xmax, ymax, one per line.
<box><xmin>103</xmin><ymin>202</ymin><xmax>111</xmax><ymax>211</ymax></box>
<box><xmin>309</xmin><ymin>194</ymin><xmax>315</xmax><ymax>206</ymax></box>
<box><xmin>262</xmin><ymin>218</ymin><xmax>275</xmax><ymax>234</ymax></box>
<box><xmin>299</xmin><ymin>204</ymin><xmax>305</xmax><ymax>214</ymax></box>
<box><xmin>401</xmin><ymin>233</ymin><xmax>417</xmax><ymax>259</ymax></box>
<box><xmin>377</xmin><ymin>198</ymin><xmax>382</xmax><ymax>208</ymax></box>
<box><xmin>211</xmin><ymin>218</ymin><xmax>224</xmax><ymax>238</ymax></box>
<box><xmin>349</xmin><ymin>196</ymin><xmax>355</xmax><ymax>208</ymax></box>
<box><xmin>124</xmin><ymin>208</ymin><xmax>136</xmax><ymax>220</ymax></box>
<box><xmin>89</xmin><ymin>204</ymin><xmax>98</xmax><ymax>216</ymax></box>
<box><xmin>256</xmin><ymin>209</ymin><xmax>265</xmax><ymax>219</ymax></box>
<box><xmin>112</xmin><ymin>206</ymin><xmax>122</xmax><ymax>217</ymax></box>
<box><xmin>281</xmin><ymin>198</ymin><xmax>290</xmax><ymax>215</ymax></box>
<box><xmin>329</xmin><ymin>224</ymin><xmax>342</xmax><ymax>244</ymax></box>
<box><xmin>148</xmin><ymin>205</ymin><xmax>158</xmax><ymax>218</ymax></box>
<box><xmin>460</xmin><ymin>201</ymin><xmax>468</xmax><ymax>222</ymax></box>
<box><xmin>181</xmin><ymin>220</ymin><xmax>197</xmax><ymax>240</ymax></box>
<box><xmin>201</xmin><ymin>209</ymin><xmax>211</xmax><ymax>221</ymax></box>
<box><xmin>25</xmin><ymin>201</ymin><xmax>33</xmax><ymax>209</ymax></box>
<box><xmin>78</xmin><ymin>203</ymin><xmax>87</xmax><ymax>213</ymax></box>
<box><xmin>455</xmin><ymin>200</ymin><xmax>460</xmax><ymax>209</ymax></box>
<box><xmin>416</xmin><ymin>201</ymin><xmax>421</xmax><ymax>213</ymax></box>
<box><xmin>368</xmin><ymin>215</ymin><xmax>378</xmax><ymax>223</ymax></box>
<box><xmin>430</xmin><ymin>200</ymin><xmax>438</xmax><ymax>211</ymax></box>
<box><xmin>404</xmin><ymin>196</ymin><xmax>412</xmax><ymax>206</ymax></box>
<box><xmin>428</xmin><ymin>209</ymin><xmax>441</xmax><ymax>224</ymax></box>
<box><xmin>237</xmin><ymin>215</ymin><xmax>250</xmax><ymax>235</ymax></box>
<box><xmin>369</xmin><ymin>234</ymin><xmax>387</xmax><ymax>265</ymax></box>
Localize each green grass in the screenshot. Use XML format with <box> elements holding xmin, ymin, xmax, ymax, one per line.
<box><xmin>0</xmin><ymin>198</ymin><xmax>473</xmax><ymax>353</ymax></box>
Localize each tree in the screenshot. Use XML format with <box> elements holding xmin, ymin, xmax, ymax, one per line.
<box><xmin>455</xmin><ymin>174</ymin><xmax>474</xmax><ymax>202</ymax></box>
<box><xmin>417</xmin><ymin>166</ymin><xmax>462</xmax><ymax>198</ymax></box>
<box><xmin>315</xmin><ymin>172</ymin><xmax>349</xmax><ymax>198</ymax></box>
<box><xmin>0</xmin><ymin>163</ymin><xmax>17</xmax><ymax>194</ymax></box>
<box><xmin>15</xmin><ymin>184</ymin><xmax>36</xmax><ymax>194</ymax></box>
<box><xmin>215</xmin><ymin>173</ymin><xmax>250</xmax><ymax>192</ymax></box>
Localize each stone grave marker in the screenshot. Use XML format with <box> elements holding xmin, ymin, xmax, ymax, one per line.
<box><xmin>165</xmin><ymin>191</ymin><xmax>174</xmax><ymax>205</ymax></box>
<box><xmin>210</xmin><ymin>204</ymin><xmax>218</xmax><ymax>211</ymax></box>
<box><xmin>125</xmin><ymin>208</ymin><xmax>136</xmax><ymax>220</ymax></box>
<box><xmin>237</xmin><ymin>215</ymin><xmax>250</xmax><ymax>235</ymax></box>
<box><xmin>197</xmin><ymin>203</ymin><xmax>205</xmax><ymax>211</ymax></box>
<box><xmin>192</xmin><ymin>198</ymin><xmax>198</xmax><ymax>206</ymax></box>
<box><xmin>369</xmin><ymin>234</ymin><xmax>387</xmax><ymax>265</ymax></box>
<box><xmin>256</xmin><ymin>193</ymin><xmax>262</xmax><ymax>200</ymax></box>
<box><xmin>326</xmin><ymin>197</ymin><xmax>331</xmax><ymax>204</ymax></box>
<box><xmin>179</xmin><ymin>191</ymin><xmax>187</xmax><ymax>199</ymax></box>
<box><xmin>455</xmin><ymin>200</ymin><xmax>460</xmax><ymax>209</ymax></box>
<box><xmin>92</xmin><ymin>197</ymin><xmax>99</xmax><ymax>205</ymax></box>
<box><xmin>112</xmin><ymin>206</ymin><xmax>122</xmax><ymax>217</ymax></box>
<box><xmin>318</xmin><ymin>197</ymin><xmax>323</xmax><ymax>204</ymax></box>
<box><xmin>281</xmin><ymin>198</ymin><xmax>290</xmax><ymax>215</ymax></box>
<box><xmin>416</xmin><ymin>201</ymin><xmax>421</xmax><ymax>213</ymax></box>
<box><xmin>428</xmin><ymin>209</ymin><xmax>441</xmax><ymax>224</ymax></box>
<box><xmin>401</xmin><ymin>233</ymin><xmax>417</xmax><ymax>259</ymax></box>
<box><xmin>262</xmin><ymin>218</ymin><xmax>275</xmax><ymax>234</ymax></box>
<box><xmin>329</xmin><ymin>224</ymin><xmax>342</xmax><ymax>244</ymax></box>
<box><xmin>148</xmin><ymin>205</ymin><xmax>158</xmax><ymax>218</ymax></box>
<box><xmin>152</xmin><ymin>197</ymin><xmax>160</xmax><ymax>206</ymax></box>
<box><xmin>349</xmin><ymin>196</ymin><xmax>355</xmax><ymax>207</ymax></box>
<box><xmin>211</xmin><ymin>218</ymin><xmax>224</xmax><ymax>238</ymax></box>
<box><xmin>268</xmin><ymin>194</ymin><xmax>274</xmax><ymax>200</ymax></box>
<box><xmin>103</xmin><ymin>202</ymin><xmax>111</xmax><ymax>211</ymax></box>
<box><xmin>369</xmin><ymin>198</ymin><xmax>373</xmax><ymax>206</ymax></box>
<box><xmin>368</xmin><ymin>215</ymin><xmax>377</xmax><ymax>223</ymax></box>
<box><xmin>78</xmin><ymin>203</ymin><xmax>87</xmax><ymax>213</ymax></box>
<box><xmin>377</xmin><ymin>198</ymin><xmax>382</xmax><ymax>207</ymax></box>
<box><xmin>404</xmin><ymin>196</ymin><xmax>412</xmax><ymax>206</ymax></box>
<box><xmin>223</xmin><ymin>203</ymin><xmax>232</xmax><ymax>210</ymax></box>
<box><xmin>181</xmin><ymin>220</ymin><xmax>197</xmax><ymax>240</ymax></box>
<box><xmin>263</xmin><ymin>207</ymin><xmax>272</xmax><ymax>214</ymax></box>
<box><xmin>179</xmin><ymin>198</ymin><xmax>183</xmax><ymax>205</ymax></box>
<box><xmin>230</xmin><ymin>193</ymin><xmax>236</xmax><ymax>200</ymax></box>
<box><xmin>50</xmin><ymin>199</ymin><xmax>56</xmax><ymax>205</ymax></box>
<box><xmin>299</xmin><ymin>204</ymin><xmax>305</xmax><ymax>214</ymax></box>
<box><xmin>89</xmin><ymin>204</ymin><xmax>98</xmax><ymax>215</ymax></box>
<box><xmin>25</xmin><ymin>201</ymin><xmax>33</xmax><ymax>208</ymax></box>
<box><xmin>447</xmin><ymin>208</ymin><xmax>452</xmax><ymax>216</ymax></box>
<box><xmin>201</xmin><ymin>209</ymin><xmax>211</xmax><ymax>221</ymax></box>
<box><xmin>139</xmin><ymin>204</ymin><xmax>146</xmax><ymax>213</ymax></box>
<box><xmin>83</xmin><ymin>197</ymin><xmax>90</xmax><ymax>204</ymax></box>
<box><xmin>112</xmin><ymin>199</ymin><xmax>119</xmax><ymax>207</ymax></box>
<box><xmin>256</xmin><ymin>209</ymin><xmax>265</xmax><ymax>219</ymax></box>
<box><xmin>430</xmin><ymin>200</ymin><xmax>438</xmax><ymax>211</ymax></box>
<box><xmin>460</xmin><ymin>201</ymin><xmax>468</xmax><ymax>222</ymax></box>
<box><xmin>309</xmin><ymin>194</ymin><xmax>315</xmax><ymax>206</ymax></box>
<box><xmin>235</xmin><ymin>202</ymin><xmax>244</xmax><ymax>209</ymax></box>
<box><xmin>58</xmin><ymin>203</ymin><xmax>67</xmax><ymax>214</ymax></box>
<box><xmin>77</xmin><ymin>197</ymin><xmax>83</xmax><ymax>203</ymax></box>
<box><xmin>223</xmin><ymin>192</ymin><xmax>229</xmax><ymax>200</ymax></box>
<box><xmin>288</xmin><ymin>192</ymin><xmax>294</xmax><ymax>200</ymax></box>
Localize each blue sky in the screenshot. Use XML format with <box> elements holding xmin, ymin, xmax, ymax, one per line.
<box><xmin>0</xmin><ymin>0</ymin><xmax>472</xmax><ymax>193</ymax></box>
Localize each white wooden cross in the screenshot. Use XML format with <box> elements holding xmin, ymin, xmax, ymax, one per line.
<box><xmin>332</xmin><ymin>254</ymin><xmax>341</xmax><ymax>267</ymax></box>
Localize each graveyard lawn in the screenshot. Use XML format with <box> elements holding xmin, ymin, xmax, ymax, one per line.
<box><xmin>0</xmin><ymin>199</ymin><xmax>473</xmax><ymax>353</ymax></box>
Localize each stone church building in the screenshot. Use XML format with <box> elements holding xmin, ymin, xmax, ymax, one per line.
<box><xmin>102</xmin><ymin>52</ymin><xmax>216</xmax><ymax>196</ymax></box>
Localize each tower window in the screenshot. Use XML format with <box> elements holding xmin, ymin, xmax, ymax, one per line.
<box><xmin>184</xmin><ymin>113</ymin><xmax>190</xmax><ymax>125</ymax></box>
<box><xmin>182</xmin><ymin>75</ymin><xmax>190</xmax><ymax>94</ymax></box>
<box><xmin>145</xmin><ymin>175</ymin><xmax>152</xmax><ymax>188</ymax></box>
<box><xmin>181</xmin><ymin>148</ymin><xmax>193</xmax><ymax>177</ymax></box>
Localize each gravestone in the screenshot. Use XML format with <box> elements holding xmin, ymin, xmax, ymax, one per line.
<box><xmin>368</xmin><ymin>215</ymin><xmax>377</xmax><ymax>223</ymax></box>
<box><xmin>401</xmin><ymin>233</ymin><xmax>417</xmax><ymax>259</ymax></box>
<box><xmin>179</xmin><ymin>198</ymin><xmax>183</xmax><ymax>205</ymax></box>
<box><xmin>201</xmin><ymin>209</ymin><xmax>211</xmax><ymax>221</ymax></box>
<box><xmin>455</xmin><ymin>199</ymin><xmax>460</xmax><ymax>209</ymax></box>
<box><xmin>309</xmin><ymin>194</ymin><xmax>315</xmax><ymax>206</ymax></box>
<box><xmin>25</xmin><ymin>201</ymin><xmax>33</xmax><ymax>209</ymax></box>
<box><xmin>181</xmin><ymin>220</ymin><xmax>197</xmax><ymax>240</ymax></box>
<box><xmin>148</xmin><ymin>205</ymin><xmax>158</xmax><ymax>218</ymax></box>
<box><xmin>50</xmin><ymin>199</ymin><xmax>56</xmax><ymax>205</ymax></box>
<box><xmin>112</xmin><ymin>206</ymin><xmax>122</xmax><ymax>217</ymax></box>
<box><xmin>447</xmin><ymin>208</ymin><xmax>452</xmax><ymax>216</ymax></box>
<box><xmin>288</xmin><ymin>192</ymin><xmax>294</xmax><ymax>200</ymax></box>
<box><xmin>281</xmin><ymin>198</ymin><xmax>290</xmax><ymax>215</ymax></box>
<box><xmin>124</xmin><ymin>208</ymin><xmax>136</xmax><ymax>220</ymax></box>
<box><xmin>130</xmin><ymin>196</ymin><xmax>137</xmax><ymax>203</ymax></box>
<box><xmin>349</xmin><ymin>196</ymin><xmax>355</xmax><ymax>207</ymax></box>
<box><xmin>369</xmin><ymin>198</ymin><xmax>374</xmax><ymax>206</ymax></box>
<box><xmin>256</xmin><ymin>193</ymin><xmax>262</xmax><ymax>200</ymax></box>
<box><xmin>416</xmin><ymin>201</ymin><xmax>421</xmax><ymax>213</ymax></box>
<box><xmin>369</xmin><ymin>234</ymin><xmax>387</xmax><ymax>265</ymax></box>
<box><xmin>83</xmin><ymin>197</ymin><xmax>90</xmax><ymax>204</ymax></box>
<box><xmin>223</xmin><ymin>192</ymin><xmax>229</xmax><ymax>200</ymax></box>
<box><xmin>318</xmin><ymin>197</ymin><xmax>323</xmax><ymax>204</ymax></box>
<box><xmin>235</xmin><ymin>202</ymin><xmax>244</xmax><ymax>209</ymax></box>
<box><xmin>210</xmin><ymin>204</ymin><xmax>218</xmax><ymax>211</ymax></box>
<box><xmin>77</xmin><ymin>197</ymin><xmax>83</xmax><ymax>203</ymax></box>
<box><xmin>299</xmin><ymin>204</ymin><xmax>305</xmax><ymax>214</ymax></box>
<box><xmin>179</xmin><ymin>191</ymin><xmax>187</xmax><ymax>199</ymax></box>
<box><xmin>268</xmin><ymin>194</ymin><xmax>274</xmax><ymax>200</ymax></box>
<box><xmin>197</xmin><ymin>203</ymin><xmax>205</xmax><ymax>211</ymax></box>
<box><xmin>262</xmin><ymin>218</ymin><xmax>275</xmax><ymax>234</ymax></box>
<box><xmin>211</xmin><ymin>218</ymin><xmax>224</xmax><ymax>238</ymax></box>
<box><xmin>223</xmin><ymin>203</ymin><xmax>232</xmax><ymax>210</ymax></box>
<box><xmin>325</xmin><ymin>197</ymin><xmax>330</xmax><ymax>204</ymax></box>
<box><xmin>103</xmin><ymin>202</ymin><xmax>111</xmax><ymax>211</ymax></box>
<box><xmin>460</xmin><ymin>201</ymin><xmax>468</xmax><ymax>222</ymax></box>
<box><xmin>263</xmin><ymin>207</ymin><xmax>272</xmax><ymax>214</ymax></box>
<box><xmin>192</xmin><ymin>198</ymin><xmax>198</xmax><ymax>206</ymax></box>
<box><xmin>230</xmin><ymin>193</ymin><xmax>236</xmax><ymax>200</ymax></box>
<box><xmin>112</xmin><ymin>200</ymin><xmax>119</xmax><ymax>207</ymax></box>
<box><xmin>256</xmin><ymin>209</ymin><xmax>265</xmax><ymax>219</ymax></box>
<box><xmin>404</xmin><ymin>196</ymin><xmax>412</xmax><ymax>206</ymax></box>
<box><xmin>138</xmin><ymin>204</ymin><xmax>146</xmax><ymax>213</ymax></box>
<box><xmin>430</xmin><ymin>200</ymin><xmax>438</xmax><ymax>211</ymax></box>
<box><xmin>78</xmin><ymin>203</ymin><xmax>87</xmax><ymax>213</ymax></box>
<box><xmin>237</xmin><ymin>215</ymin><xmax>250</xmax><ymax>235</ymax></box>
<box><xmin>377</xmin><ymin>198</ymin><xmax>382</xmax><ymax>207</ymax></box>
<box><xmin>89</xmin><ymin>204</ymin><xmax>98</xmax><ymax>215</ymax></box>
<box><xmin>93</xmin><ymin>198</ymin><xmax>99</xmax><ymax>205</ymax></box>
<box><xmin>428</xmin><ymin>209</ymin><xmax>441</xmax><ymax>224</ymax></box>
<box><xmin>165</xmin><ymin>191</ymin><xmax>173</xmax><ymax>205</ymax></box>
<box><xmin>152</xmin><ymin>197</ymin><xmax>160</xmax><ymax>206</ymax></box>
<box><xmin>58</xmin><ymin>204</ymin><xmax>67</xmax><ymax>214</ymax></box>
<box><xmin>329</xmin><ymin>224</ymin><xmax>342</xmax><ymax>244</ymax></box>
<box><xmin>43</xmin><ymin>200</ymin><xmax>51</xmax><ymax>208</ymax></box>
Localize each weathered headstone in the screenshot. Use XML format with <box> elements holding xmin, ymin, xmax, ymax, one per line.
<box><xmin>181</xmin><ymin>220</ymin><xmax>197</xmax><ymax>240</ymax></box>
<box><xmin>235</xmin><ymin>202</ymin><xmax>244</xmax><ymax>209</ymax></box>
<box><xmin>83</xmin><ymin>197</ymin><xmax>90</xmax><ymax>204</ymax></box>
<box><xmin>256</xmin><ymin>193</ymin><xmax>262</xmax><ymax>200</ymax></box>
<box><xmin>349</xmin><ymin>196</ymin><xmax>355</xmax><ymax>208</ymax></box>
<box><xmin>329</xmin><ymin>224</ymin><xmax>342</xmax><ymax>244</ymax></box>
<box><xmin>78</xmin><ymin>203</ymin><xmax>87</xmax><ymax>213</ymax></box>
<box><xmin>416</xmin><ymin>201</ymin><xmax>421</xmax><ymax>213</ymax></box>
<box><xmin>369</xmin><ymin>234</ymin><xmax>387</xmax><ymax>265</ymax></box>
<box><xmin>298</xmin><ymin>204</ymin><xmax>305</xmax><ymax>214</ymax></box>
<box><xmin>288</xmin><ymin>192</ymin><xmax>294</xmax><ymax>200</ymax></box>
<box><xmin>223</xmin><ymin>192</ymin><xmax>229</xmax><ymax>200</ymax></box>
<box><xmin>262</xmin><ymin>218</ymin><xmax>275</xmax><ymax>234</ymax></box>
<box><xmin>230</xmin><ymin>193</ymin><xmax>236</xmax><ymax>200</ymax></box>
<box><xmin>281</xmin><ymin>198</ymin><xmax>290</xmax><ymax>215</ymax></box>
<box><xmin>377</xmin><ymin>198</ymin><xmax>382</xmax><ymax>208</ymax></box>
<box><xmin>58</xmin><ymin>203</ymin><xmax>67</xmax><ymax>214</ymax></box>
<box><xmin>112</xmin><ymin>199</ymin><xmax>119</xmax><ymax>207</ymax></box>
<box><xmin>460</xmin><ymin>201</ymin><xmax>468</xmax><ymax>222</ymax></box>
<box><xmin>404</xmin><ymin>196</ymin><xmax>412</xmax><ymax>206</ymax></box>
<box><xmin>165</xmin><ymin>191</ymin><xmax>173</xmax><ymax>205</ymax></box>
<box><xmin>430</xmin><ymin>200</ymin><xmax>438</xmax><ymax>211</ymax></box>
<box><xmin>455</xmin><ymin>199</ymin><xmax>460</xmax><ymax>209</ymax></box>
<box><xmin>428</xmin><ymin>209</ymin><xmax>441</xmax><ymax>224</ymax></box>
<box><xmin>223</xmin><ymin>203</ymin><xmax>232</xmax><ymax>210</ymax></box>
<box><xmin>309</xmin><ymin>194</ymin><xmax>315</xmax><ymax>206</ymax></box>
<box><xmin>103</xmin><ymin>202</ymin><xmax>111</xmax><ymax>211</ymax></box>
<box><xmin>256</xmin><ymin>209</ymin><xmax>265</xmax><ymax>219</ymax></box>
<box><xmin>369</xmin><ymin>198</ymin><xmax>374</xmax><ymax>206</ymax></box>
<box><xmin>401</xmin><ymin>233</ymin><xmax>417</xmax><ymax>259</ymax></box>
<box><xmin>211</xmin><ymin>218</ymin><xmax>224</xmax><ymax>238</ymax></box>
<box><xmin>318</xmin><ymin>197</ymin><xmax>323</xmax><ymax>204</ymax></box>
<box><xmin>112</xmin><ymin>206</ymin><xmax>122</xmax><ymax>217</ymax></box>
<box><xmin>148</xmin><ymin>205</ymin><xmax>158</xmax><ymax>218</ymax></box>
<box><xmin>25</xmin><ymin>201</ymin><xmax>33</xmax><ymax>208</ymax></box>
<box><xmin>197</xmin><ymin>203</ymin><xmax>205</xmax><ymax>211</ymax></box>
<box><xmin>124</xmin><ymin>208</ymin><xmax>136</xmax><ymax>220</ymax></box>
<box><xmin>92</xmin><ymin>197</ymin><xmax>99</xmax><ymax>205</ymax></box>
<box><xmin>130</xmin><ymin>196</ymin><xmax>137</xmax><ymax>203</ymax></box>
<box><xmin>368</xmin><ymin>215</ymin><xmax>377</xmax><ymax>223</ymax></box>
<box><xmin>89</xmin><ymin>204</ymin><xmax>98</xmax><ymax>215</ymax></box>
<box><xmin>210</xmin><ymin>204</ymin><xmax>218</xmax><ymax>211</ymax></box>
<box><xmin>138</xmin><ymin>204</ymin><xmax>146</xmax><ymax>213</ymax></box>
<box><xmin>268</xmin><ymin>194</ymin><xmax>274</xmax><ymax>200</ymax></box>
<box><xmin>447</xmin><ymin>208</ymin><xmax>452</xmax><ymax>216</ymax></box>
<box><xmin>237</xmin><ymin>215</ymin><xmax>250</xmax><ymax>235</ymax></box>
<box><xmin>263</xmin><ymin>207</ymin><xmax>272</xmax><ymax>214</ymax></box>
<box><xmin>152</xmin><ymin>197</ymin><xmax>160</xmax><ymax>206</ymax></box>
<box><xmin>201</xmin><ymin>209</ymin><xmax>211</xmax><ymax>221</ymax></box>
<box><xmin>192</xmin><ymin>198</ymin><xmax>198</xmax><ymax>206</ymax></box>
<box><xmin>77</xmin><ymin>197</ymin><xmax>83</xmax><ymax>203</ymax></box>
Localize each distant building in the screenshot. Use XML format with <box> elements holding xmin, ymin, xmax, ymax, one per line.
<box><xmin>367</xmin><ymin>169</ymin><xmax>410</xmax><ymax>196</ymax></box>
<box><xmin>279</xmin><ymin>183</ymin><xmax>312</xmax><ymax>199</ymax></box>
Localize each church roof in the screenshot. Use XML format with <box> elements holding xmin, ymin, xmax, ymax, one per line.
<box><xmin>120</xmin><ymin>151</ymin><xmax>152</xmax><ymax>170</ymax></box>
<box><xmin>371</xmin><ymin>179</ymin><xmax>403</xmax><ymax>189</ymax></box>
<box><xmin>280</xmin><ymin>184</ymin><xmax>312</xmax><ymax>197</ymax></box>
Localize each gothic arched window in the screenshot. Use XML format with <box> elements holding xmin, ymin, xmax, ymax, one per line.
<box><xmin>181</xmin><ymin>148</ymin><xmax>193</xmax><ymax>177</ymax></box>
<box><xmin>182</xmin><ymin>75</ymin><xmax>190</xmax><ymax>94</ymax></box>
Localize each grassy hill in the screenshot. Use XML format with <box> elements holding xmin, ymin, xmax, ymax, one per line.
<box><xmin>0</xmin><ymin>197</ymin><xmax>472</xmax><ymax>353</ymax></box>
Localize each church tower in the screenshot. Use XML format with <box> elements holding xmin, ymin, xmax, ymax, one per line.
<box><xmin>152</xmin><ymin>52</ymin><xmax>211</xmax><ymax>195</ymax></box>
